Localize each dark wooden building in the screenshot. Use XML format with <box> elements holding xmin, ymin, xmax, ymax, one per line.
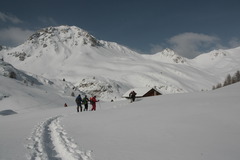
<box><xmin>123</xmin><ymin>87</ymin><xmax>162</xmax><ymax>99</ymax></box>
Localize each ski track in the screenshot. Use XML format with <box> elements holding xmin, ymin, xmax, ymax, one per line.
<box><xmin>26</xmin><ymin>115</ymin><xmax>93</xmax><ymax>160</ymax></box>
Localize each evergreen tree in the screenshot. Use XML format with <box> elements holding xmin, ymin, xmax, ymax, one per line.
<box><xmin>223</xmin><ymin>74</ymin><xmax>232</xmax><ymax>86</ymax></box>
<box><xmin>212</xmin><ymin>70</ymin><xmax>240</xmax><ymax>90</ymax></box>
<box><xmin>216</xmin><ymin>83</ymin><xmax>222</xmax><ymax>89</ymax></box>
<box><xmin>233</xmin><ymin>71</ymin><xmax>240</xmax><ymax>82</ymax></box>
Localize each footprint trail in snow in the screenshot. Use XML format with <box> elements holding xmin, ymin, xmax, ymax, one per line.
<box><xmin>27</xmin><ymin>115</ymin><xmax>93</xmax><ymax>160</ymax></box>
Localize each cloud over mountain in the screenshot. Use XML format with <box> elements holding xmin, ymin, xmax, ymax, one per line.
<box><xmin>0</xmin><ymin>27</ymin><xmax>34</xmax><ymax>46</ymax></box>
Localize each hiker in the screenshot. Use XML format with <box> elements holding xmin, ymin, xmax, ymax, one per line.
<box><xmin>90</xmin><ymin>96</ymin><xmax>99</xmax><ymax>111</ymax></box>
<box><xmin>82</xmin><ymin>95</ymin><xmax>90</xmax><ymax>111</ymax></box>
<box><xmin>75</xmin><ymin>94</ymin><xmax>82</xmax><ymax>112</ymax></box>
<box><xmin>129</xmin><ymin>90</ymin><xmax>137</xmax><ymax>103</ymax></box>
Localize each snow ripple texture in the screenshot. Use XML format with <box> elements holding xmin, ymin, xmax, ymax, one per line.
<box><xmin>27</xmin><ymin>115</ymin><xmax>93</xmax><ymax>160</ymax></box>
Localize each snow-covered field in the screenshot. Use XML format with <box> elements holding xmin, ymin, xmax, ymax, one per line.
<box><xmin>1</xmin><ymin>73</ymin><xmax>240</xmax><ymax>160</ymax></box>
<box><xmin>1</xmin><ymin>25</ymin><xmax>240</xmax><ymax>160</ymax></box>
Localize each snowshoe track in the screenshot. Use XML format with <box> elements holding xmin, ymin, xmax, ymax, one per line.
<box><xmin>27</xmin><ymin>115</ymin><xmax>93</xmax><ymax>160</ymax></box>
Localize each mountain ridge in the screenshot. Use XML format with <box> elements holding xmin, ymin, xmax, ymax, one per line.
<box><xmin>1</xmin><ymin>25</ymin><xmax>240</xmax><ymax>100</ymax></box>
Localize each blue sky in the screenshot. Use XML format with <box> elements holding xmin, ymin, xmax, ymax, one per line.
<box><xmin>0</xmin><ymin>0</ymin><xmax>240</xmax><ymax>58</ymax></box>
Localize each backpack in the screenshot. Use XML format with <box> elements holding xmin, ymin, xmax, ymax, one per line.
<box><xmin>75</xmin><ymin>95</ymin><xmax>82</xmax><ymax>104</ymax></box>
<box><xmin>89</xmin><ymin>97</ymin><xmax>94</xmax><ymax>105</ymax></box>
<box><xmin>82</xmin><ymin>97</ymin><xmax>88</xmax><ymax>105</ymax></box>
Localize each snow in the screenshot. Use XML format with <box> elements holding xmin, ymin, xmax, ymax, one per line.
<box><xmin>1</xmin><ymin>72</ymin><xmax>240</xmax><ymax>160</ymax></box>
<box><xmin>122</xmin><ymin>87</ymin><xmax>159</xmax><ymax>97</ymax></box>
<box><xmin>1</xmin><ymin>25</ymin><xmax>240</xmax><ymax>160</ymax></box>
<box><xmin>142</xmin><ymin>48</ymin><xmax>188</xmax><ymax>64</ymax></box>
<box><xmin>1</xmin><ymin>25</ymin><xmax>240</xmax><ymax>101</ymax></box>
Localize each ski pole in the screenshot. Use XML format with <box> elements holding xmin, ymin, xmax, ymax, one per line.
<box><xmin>98</xmin><ymin>101</ymin><xmax>102</xmax><ymax>110</ymax></box>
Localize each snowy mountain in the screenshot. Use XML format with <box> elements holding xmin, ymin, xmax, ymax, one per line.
<box><xmin>1</xmin><ymin>25</ymin><xmax>240</xmax><ymax>160</ymax></box>
<box><xmin>0</xmin><ymin>59</ymin><xmax>41</xmax><ymax>84</ymax></box>
<box><xmin>0</xmin><ymin>59</ymin><xmax>83</xmax><ymax>104</ymax></box>
<box><xmin>192</xmin><ymin>47</ymin><xmax>240</xmax><ymax>79</ymax></box>
<box><xmin>143</xmin><ymin>48</ymin><xmax>188</xmax><ymax>64</ymax></box>
<box><xmin>1</xmin><ymin>25</ymin><xmax>240</xmax><ymax>100</ymax></box>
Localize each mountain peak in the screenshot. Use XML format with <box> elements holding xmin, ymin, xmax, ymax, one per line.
<box><xmin>27</xmin><ymin>25</ymin><xmax>100</xmax><ymax>48</ymax></box>
<box><xmin>161</xmin><ymin>48</ymin><xmax>175</xmax><ymax>55</ymax></box>
<box><xmin>209</xmin><ymin>49</ymin><xmax>228</xmax><ymax>58</ymax></box>
<box><xmin>149</xmin><ymin>48</ymin><xmax>187</xmax><ymax>64</ymax></box>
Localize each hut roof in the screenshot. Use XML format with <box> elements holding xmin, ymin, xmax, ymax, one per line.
<box><xmin>123</xmin><ymin>87</ymin><xmax>161</xmax><ymax>98</ymax></box>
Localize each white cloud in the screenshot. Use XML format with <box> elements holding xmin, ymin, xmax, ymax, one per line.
<box><xmin>0</xmin><ymin>12</ymin><xmax>23</xmax><ymax>24</ymax></box>
<box><xmin>0</xmin><ymin>27</ymin><xmax>34</xmax><ymax>46</ymax></box>
<box><xmin>168</xmin><ymin>32</ymin><xmax>220</xmax><ymax>58</ymax></box>
<box><xmin>149</xmin><ymin>33</ymin><xmax>240</xmax><ymax>58</ymax></box>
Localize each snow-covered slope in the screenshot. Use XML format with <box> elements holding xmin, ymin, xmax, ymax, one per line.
<box><xmin>143</xmin><ymin>48</ymin><xmax>188</xmax><ymax>64</ymax></box>
<box><xmin>1</xmin><ymin>25</ymin><xmax>240</xmax><ymax>100</ymax></box>
<box><xmin>0</xmin><ymin>60</ymin><xmax>42</xmax><ymax>84</ymax></box>
<box><xmin>193</xmin><ymin>47</ymin><xmax>240</xmax><ymax>70</ymax></box>
<box><xmin>0</xmin><ymin>60</ymin><xmax>84</xmax><ymax>110</ymax></box>
<box><xmin>1</xmin><ymin>70</ymin><xmax>240</xmax><ymax>160</ymax></box>
<box><xmin>1</xmin><ymin>25</ymin><xmax>240</xmax><ymax>160</ymax></box>
<box><xmin>192</xmin><ymin>47</ymin><xmax>240</xmax><ymax>82</ymax></box>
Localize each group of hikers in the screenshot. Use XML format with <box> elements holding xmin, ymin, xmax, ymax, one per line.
<box><xmin>74</xmin><ymin>90</ymin><xmax>137</xmax><ymax>112</ymax></box>
<box><xmin>75</xmin><ymin>94</ymin><xmax>99</xmax><ymax>112</ymax></box>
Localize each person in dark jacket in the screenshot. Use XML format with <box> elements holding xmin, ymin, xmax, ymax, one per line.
<box><xmin>82</xmin><ymin>95</ymin><xmax>90</xmax><ymax>111</ymax></box>
<box><xmin>75</xmin><ymin>94</ymin><xmax>82</xmax><ymax>112</ymax></box>
<box><xmin>129</xmin><ymin>90</ymin><xmax>137</xmax><ymax>103</ymax></box>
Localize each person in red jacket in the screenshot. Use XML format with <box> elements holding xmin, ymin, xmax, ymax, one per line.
<box><xmin>90</xmin><ymin>96</ymin><xmax>99</xmax><ymax>111</ymax></box>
